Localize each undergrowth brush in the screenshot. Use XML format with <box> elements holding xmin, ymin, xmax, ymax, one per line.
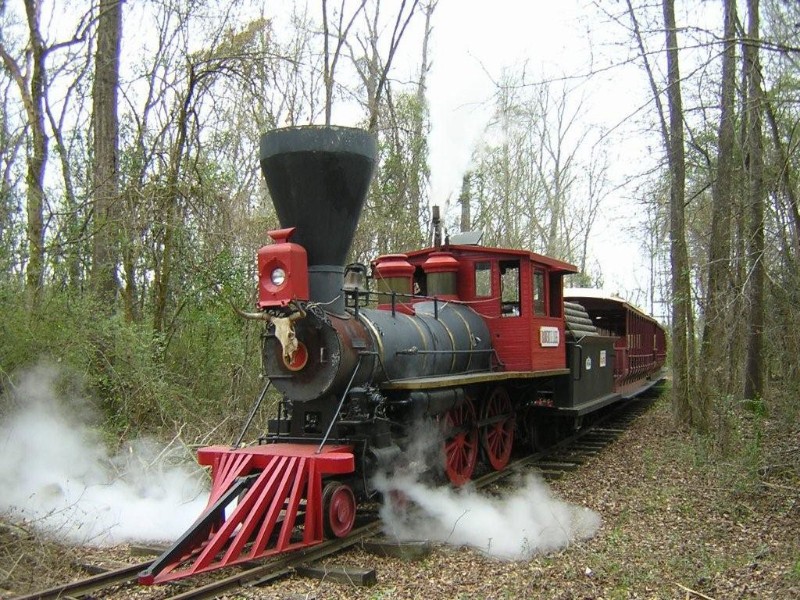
<box><xmin>0</xmin><ymin>285</ymin><xmax>276</xmax><ymax>446</ymax></box>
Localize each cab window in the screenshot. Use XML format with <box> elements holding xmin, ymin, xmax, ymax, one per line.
<box><xmin>532</xmin><ymin>269</ymin><xmax>546</xmax><ymax>315</ymax></box>
<box><xmin>474</xmin><ymin>261</ymin><xmax>492</xmax><ymax>297</ymax></box>
<box><xmin>500</xmin><ymin>260</ymin><xmax>520</xmax><ymax>317</ymax></box>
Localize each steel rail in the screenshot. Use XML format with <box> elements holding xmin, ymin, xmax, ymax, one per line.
<box><xmin>164</xmin><ymin>520</ymin><xmax>384</xmax><ymax>600</ymax></box>
<box><xmin>11</xmin><ymin>561</ymin><xmax>151</xmax><ymax>600</ymax></box>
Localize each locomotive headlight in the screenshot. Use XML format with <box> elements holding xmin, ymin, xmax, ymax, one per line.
<box><xmin>270</xmin><ymin>267</ymin><xmax>287</xmax><ymax>286</ymax></box>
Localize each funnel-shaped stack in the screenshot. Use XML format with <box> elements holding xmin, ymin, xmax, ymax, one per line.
<box><xmin>260</xmin><ymin>126</ymin><xmax>377</xmax><ymax>313</ymax></box>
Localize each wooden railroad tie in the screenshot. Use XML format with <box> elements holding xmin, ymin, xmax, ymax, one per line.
<box><xmin>592</xmin><ymin>427</ymin><xmax>626</xmax><ymax>434</ymax></box>
<box><xmin>362</xmin><ymin>538</ymin><xmax>433</xmax><ymax>560</ymax></box>
<box><xmin>572</xmin><ymin>444</ymin><xmax>605</xmax><ymax>452</ymax></box>
<box><xmin>295</xmin><ymin>564</ymin><xmax>377</xmax><ymax>587</ymax></box>
<box><xmin>537</xmin><ymin>460</ymin><xmax>581</xmax><ymax>471</ymax></box>
<box><xmin>129</xmin><ymin>544</ymin><xmax>167</xmax><ymax>557</ymax></box>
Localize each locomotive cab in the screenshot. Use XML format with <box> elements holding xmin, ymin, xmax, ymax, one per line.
<box><xmin>405</xmin><ymin>245</ymin><xmax>576</xmax><ymax>374</ymax></box>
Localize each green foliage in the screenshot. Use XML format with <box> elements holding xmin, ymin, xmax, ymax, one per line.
<box><xmin>0</xmin><ymin>281</ymin><xmax>267</xmax><ymax>443</ymax></box>
<box><xmin>677</xmin><ymin>392</ymin><xmax>770</xmax><ymax>498</ymax></box>
<box><xmin>0</xmin><ymin>184</ymin><xmax>24</xmax><ymax>279</ymax></box>
<box><xmin>162</xmin><ymin>289</ymin><xmax>266</xmax><ymax>433</ymax></box>
<box><xmin>742</xmin><ymin>397</ymin><xmax>767</xmax><ymax>417</ymax></box>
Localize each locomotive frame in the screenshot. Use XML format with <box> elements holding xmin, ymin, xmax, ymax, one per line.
<box><xmin>139</xmin><ymin>125</ymin><xmax>666</xmax><ymax>585</ymax></box>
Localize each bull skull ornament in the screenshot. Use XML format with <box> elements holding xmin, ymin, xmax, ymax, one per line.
<box><xmin>232</xmin><ymin>301</ymin><xmax>307</xmax><ymax>365</ymax></box>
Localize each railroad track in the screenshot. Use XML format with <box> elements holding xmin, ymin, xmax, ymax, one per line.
<box><xmin>11</xmin><ymin>387</ymin><xmax>662</xmax><ymax>600</ymax></box>
<box><xmin>11</xmin><ymin>561</ymin><xmax>151</xmax><ymax>600</ymax></box>
<box><xmin>11</xmin><ymin>521</ymin><xmax>384</xmax><ymax>600</ymax></box>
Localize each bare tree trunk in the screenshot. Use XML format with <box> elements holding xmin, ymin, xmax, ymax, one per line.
<box><xmin>322</xmin><ymin>0</ymin><xmax>366</xmax><ymax>125</ymax></box>
<box><xmin>0</xmin><ymin>0</ymin><xmax>51</xmax><ymax>309</ymax></box>
<box><xmin>628</xmin><ymin>0</ymin><xmax>694</xmax><ymax>425</ymax></box>
<box><xmin>408</xmin><ymin>0</ymin><xmax>435</xmax><ymax>233</ymax></box>
<box><xmin>92</xmin><ymin>0</ymin><xmax>123</xmax><ymax>306</ymax></box>
<box><xmin>459</xmin><ymin>173</ymin><xmax>472</xmax><ymax>232</ymax></box>
<box><xmin>764</xmin><ymin>100</ymin><xmax>800</xmax><ymax>258</ymax></box>
<box><xmin>699</xmin><ymin>0</ymin><xmax>737</xmax><ymax>425</ymax></box>
<box><xmin>23</xmin><ymin>0</ymin><xmax>48</xmax><ymax>309</ymax></box>
<box><xmin>743</xmin><ymin>0</ymin><xmax>765</xmax><ymax>400</ymax></box>
<box><xmin>662</xmin><ymin>0</ymin><xmax>694</xmax><ymax>426</ymax></box>
<box><xmin>153</xmin><ymin>70</ymin><xmax>195</xmax><ymax>336</ymax></box>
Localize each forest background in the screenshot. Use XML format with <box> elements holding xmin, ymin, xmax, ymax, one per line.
<box><xmin>0</xmin><ymin>0</ymin><xmax>798</xmax><ymax>463</ymax></box>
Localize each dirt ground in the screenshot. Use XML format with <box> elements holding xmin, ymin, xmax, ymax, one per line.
<box><xmin>2</xmin><ymin>393</ymin><xmax>798</xmax><ymax>599</ymax></box>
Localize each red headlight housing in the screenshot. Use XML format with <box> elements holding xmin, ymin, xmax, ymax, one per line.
<box><xmin>257</xmin><ymin>227</ymin><xmax>309</xmax><ymax>308</ymax></box>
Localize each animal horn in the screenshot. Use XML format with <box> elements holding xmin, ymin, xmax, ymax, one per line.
<box><xmin>288</xmin><ymin>301</ymin><xmax>307</xmax><ymax>321</ymax></box>
<box><xmin>230</xmin><ymin>301</ymin><xmax>271</xmax><ymax>321</ymax></box>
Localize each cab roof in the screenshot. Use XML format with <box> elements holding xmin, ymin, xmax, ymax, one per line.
<box><xmin>405</xmin><ymin>244</ymin><xmax>578</xmax><ymax>274</ymax></box>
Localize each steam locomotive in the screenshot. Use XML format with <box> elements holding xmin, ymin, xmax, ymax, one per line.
<box><xmin>140</xmin><ymin>125</ymin><xmax>666</xmax><ymax>584</ymax></box>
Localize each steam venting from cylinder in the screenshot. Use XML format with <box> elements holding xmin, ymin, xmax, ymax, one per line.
<box><xmin>259</xmin><ymin>126</ymin><xmax>377</xmax><ymax>314</ymax></box>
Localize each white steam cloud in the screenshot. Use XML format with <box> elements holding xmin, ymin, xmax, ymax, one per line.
<box><xmin>0</xmin><ymin>364</ymin><xmax>209</xmax><ymax>545</ymax></box>
<box><xmin>374</xmin><ymin>421</ymin><xmax>601</xmax><ymax>560</ymax></box>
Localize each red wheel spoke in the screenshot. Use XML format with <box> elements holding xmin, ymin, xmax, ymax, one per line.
<box><xmin>442</xmin><ymin>398</ymin><xmax>478</xmax><ymax>486</ymax></box>
<box><xmin>481</xmin><ymin>387</ymin><xmax>514</xmax><ymax>471</ymax></box>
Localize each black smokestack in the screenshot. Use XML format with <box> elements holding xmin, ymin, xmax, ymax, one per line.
<box><xmin>259</xmin><ymin>126</ymin><xmax>377</xmax><ymax>313</ymax></box>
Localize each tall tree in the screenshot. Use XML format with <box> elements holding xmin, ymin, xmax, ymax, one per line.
<box><xmin>92</xmin><ymin>0</ymin><xmax>123</xmax><ymax>305</ymax></box>
<box><xmin>0</xmin><ymin>0</ymin><xmax>48</xmax><ymax>308</ymax></box>
<box><xmin>625</xmin><ymin>0</ymin><xmax>695</xmax><ymax>426</ymax></box>
<box><xmin>407</xmin><ymin>0</ymin><xmax>434</xmax><ymax>236</ymax></box>
<box><xmin>743</xmin><ymin>0</ymin><xmax>765</xmax><ymax>400</ymax></box>
<box><xmin>147</xmin><ymin>8</ymin><xmax>275</xmax><ymax>338</ymax></box>
<box><xmin>664</xmin><ymin>0</ymin><xmax>695</xmax><ymax>427</ymax></box>
<box><xmin>698</xmin><ymin>0</ymin><xmax>737</xmax><ymax>425</ymax></box>
<box><xmin>348</xmin><ymin>0</ymin><xmax>431</xmax><ymax>260</ymax></box>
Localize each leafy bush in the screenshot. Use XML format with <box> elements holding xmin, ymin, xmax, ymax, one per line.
<box><xmin>0</xmin><ymin>283</ymin><xmax>272</xmax><ymax>444</ymax></box>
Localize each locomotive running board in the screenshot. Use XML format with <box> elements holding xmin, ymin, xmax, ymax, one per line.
<box><xmin>138</xmin><ymin>443</ymin><xmax>354</xmax><ymax>585</ymax></box>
